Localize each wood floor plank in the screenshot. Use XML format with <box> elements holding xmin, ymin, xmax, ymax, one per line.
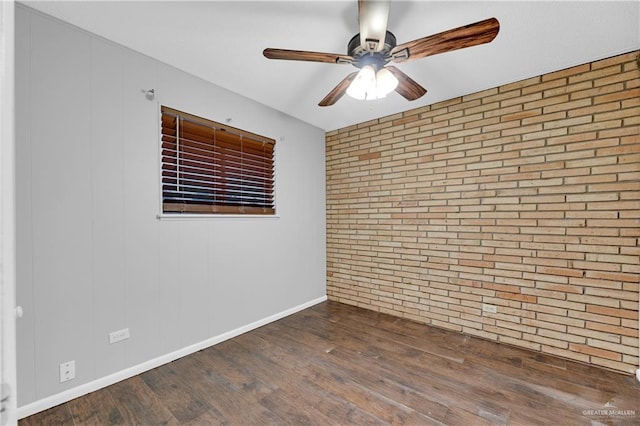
<box><xmin>171</xmin><ymin>353</ymin><xmax>281</xmax><ymax>425</ymax></box>
<box><xmin>224</xmin><ymin>337</ymin><xmax>352</xmax><ymax>425</ymax></box>
<box><xmin>443</xmin><ymin>405</ymin><xmax>502</xmax><ymax>426</ymax></box>
<box><xmin>252</xmin><ymin>317</ymin><xmax>451</xmax><ymax>423</ymax></box>
<box><xmin>67</xmin><ymin>388</ymin><xmax>124</xmax><ymax>425</ymax></box>
<box><xmin>139</xmin><ymin>362</ymin><xmax>216</xmax><ymax>423</ymax></box>
<box><xmin>257</xmin><ymin>388</ymin><xmax>325</xmax><ymax>425</ymax></box>
<box><xmin>193</xmin><ymin>341</ymin><xmax>275</xmax><ymax>398</ymax></box>
<box><xmin>19</xmin><ymin>301</ymin><xmax>640</xmax><ymax>425</ymax></box>
<box><xmin>288</xmin><ymin>332</ymin><xmax>447</xmax><ymax>420</ymax></box>
<box><xmin>239</xmin><ymin>327</ymin><xmax>434</xmax><ymax>424</ymax></box>
<box><xmin>18</xmin><ymin>403</ymin><xmax>73</xmax><ymax>426</ymax></box>
<box><xmin>105</xmin><ymin>376</ymin><xmax>180</xmax><ymax>425</ymax></box>
<box><xmin>272</xmin><ymin>313</ymin><xmax>510</xmax><ymax>419</ymax></box>
<box><xmin>320</xmin><ymin>302</ymin><xmax>470</xmax><ymax>363</ymax></box>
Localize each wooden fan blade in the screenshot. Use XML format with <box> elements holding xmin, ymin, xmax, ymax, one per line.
<box><xmin>390</xmin><ymin>17</ymin><xmax>500</xmax><ymax>63</ymax></box>
<box><xmin>263</xmin><ymin>48</ymin><xmax>353</xmax><ymax>64</ymax></box>
<box><xmin>318</xmin><ymin>72</ymin><xmax>359</xmax><ymax>107</ymax></box>
<box><xmin>358</xmin><ymin>0</ymin><xmax>390</xmax><ymax>52</ymax></box>
<box><xmin>386</xmin><ymin>66</ymin><xmax>427</xmax><ymax>101</ymax></box>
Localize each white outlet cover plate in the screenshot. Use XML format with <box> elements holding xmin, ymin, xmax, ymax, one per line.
<box><xmin>109</xmin><ymin>328</ymin><xmax>130</xmax><ymax>344</ymax></box>
<box><xmin>59</xmin><ymin>360</ymin><xmax>75</xmax><ymax>383</ymax></box>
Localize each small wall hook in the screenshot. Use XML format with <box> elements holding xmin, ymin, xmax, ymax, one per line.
<box><xmin>142</xmin><ymin>88</ymin><xmax>155</xmax><ymax>100</ymax></box>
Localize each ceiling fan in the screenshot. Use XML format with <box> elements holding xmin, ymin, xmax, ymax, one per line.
<box><xmin>263</xmin><ymin>0</ymin><xmax>500</xmax><ymax>107</ymax></box>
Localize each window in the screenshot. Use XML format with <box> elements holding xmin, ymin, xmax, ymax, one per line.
<box><xmin>160</xmin><ymin>106</ymin><xmax>276</xmax><ymax>215</ymax></box>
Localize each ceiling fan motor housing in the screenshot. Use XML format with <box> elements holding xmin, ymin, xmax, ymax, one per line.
<box><xmin>348</xmin><ymin>31</ymin><xmax>397</xmax><ymax>70</ymax></box>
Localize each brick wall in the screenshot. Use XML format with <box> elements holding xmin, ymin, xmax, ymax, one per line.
<box><xmin>326</xmin><ymin>51</ymin><xmax>640</xmax><ymax>374</ymax></box>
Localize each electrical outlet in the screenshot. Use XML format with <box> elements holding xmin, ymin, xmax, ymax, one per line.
<box><xmin>59</xmin><ymin>360</ymin><xmax>75</xmax><ymax>383</ymax></box>
<box><xmin>109</xmin><ymin>327</ymin><xmax>130</xmax><ymax>344</ymax></box>
<box><xmin>482</xmin><ymin>303</ymin><xmax>498</xmax><ymax>314</ymax></box>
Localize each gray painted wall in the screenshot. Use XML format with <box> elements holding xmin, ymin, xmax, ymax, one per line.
<box><xmin>16</xmin><ymin>5</ymin><xmax>326</xmax><ymax>407</ymax></box>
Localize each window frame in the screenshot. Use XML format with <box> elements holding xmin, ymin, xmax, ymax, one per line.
<box><xmin>157</xmin><ymin>106</ymin><xmax>277</xmax><ymax>218</ymax></box>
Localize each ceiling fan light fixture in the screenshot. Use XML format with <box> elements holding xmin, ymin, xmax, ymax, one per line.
<box><xmin>346</xmin><ymin>65</ymin><xmax>376</xmax><ymax>100</ymax></box>
<box><xmin>346</xmin><ymin>65</ymin><xmax>398</xmax><ymax>101</ymax></box>
<box><xmin>376</xmin><ymin>67</ymin><xmax>399</xmax><ymax>97</ymax></box>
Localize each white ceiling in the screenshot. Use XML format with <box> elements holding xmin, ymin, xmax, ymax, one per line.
<box><xmin>23</xmin><ymin>1</ymin><xmax>640</xmax><ymax>131</ymax></box>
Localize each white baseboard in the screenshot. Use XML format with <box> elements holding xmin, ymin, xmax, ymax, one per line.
<box><xmin>17</xmin><ymin>295</ymin><xmax>327</xmax><ymax>419</ymax></box>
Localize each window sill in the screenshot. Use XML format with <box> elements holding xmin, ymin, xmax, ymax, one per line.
<box><xmin>157</xmin><ymin>213</ymin><xmax>280</xmax><ymax>220</ymax></box>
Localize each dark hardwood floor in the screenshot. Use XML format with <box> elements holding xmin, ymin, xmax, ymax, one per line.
<box><xmin>20</xmin><ymin>301</ymin><xmax>640</xmax><ymax>425</ymax></box>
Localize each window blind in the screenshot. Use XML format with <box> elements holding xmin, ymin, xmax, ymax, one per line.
<box><xmin>161</xmin><ymin>106</ymin><xmax>275</xmax><ymax>215</ymax></box>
